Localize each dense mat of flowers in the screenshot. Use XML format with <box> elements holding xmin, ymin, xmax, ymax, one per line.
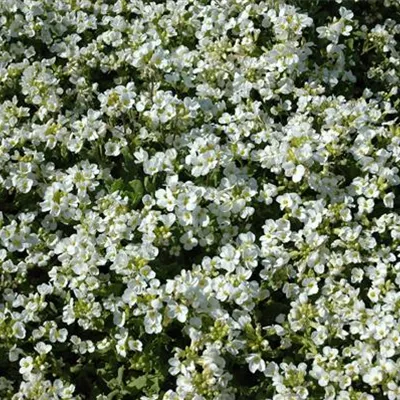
<box><xmin>1</xmin><ymin>0</ymin><xmax>400</xmax><ymax>398</ymax></box>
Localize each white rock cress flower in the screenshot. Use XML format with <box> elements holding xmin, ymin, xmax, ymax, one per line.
<box><xmin>19</xmin><ymin>356</ymin><xmax>34</xmax><ymax>375</ymax></box>
<box><xmin>0</xmin><ymin>0</ymin><xmax>399</xmax><ymax>399</ymax></box>
<box><xmin>246</xmin><ymin>353</ymin><xmax>266</xmax><ymax>374</ymax></box>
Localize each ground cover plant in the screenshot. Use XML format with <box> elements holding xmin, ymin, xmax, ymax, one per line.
<box><xmin>0</xmin><ymin>0</ymin><xmax>400</xmax><ymax>398</ymax></box>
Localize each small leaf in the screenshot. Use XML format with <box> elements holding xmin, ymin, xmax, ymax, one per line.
<box><xmin>144</xmin><ymin>176</ymin><xmax>155</xmax><ymax>193</ymax></box>
<box><xmin>110</xmin><ymin>178</ymin><xmax>124</xmax><ymax>193</ymax></box>
<box><xmin>127</xmin><ymin>179</ymin><xmax>144</xmax><ymax>207</ymax></box>
<box><xmin>117</xmin><ymin>366</ymin><xmax>125</xmax><ymax>384</ymax></box>
<box><xmin>127</xmin><ymin>375</ymin><xmax>148</xmax><ymax>390</ymax></box>
<box><xmin>347</xmin><ymin>38</ymin><xmax>354</xmax><ymax>50</ymax></box>
<box><xmin>129</xmin><ymin>179</ymin><xmax>143</xmax><ymax>192</ymax></box>
<box><xmin>121</xmin><ymin>146</ymin><xmax>134</xmax><ymax>164</ymax></box>
<box><xmin>107</xmin><ymin>389</ymin><xmax>120</xmax><ymax>400</ymax></box>
<box><xmin>149</xmin><ymin>376</ymin><xmax>160</xmax><ymax>393</ymax></box>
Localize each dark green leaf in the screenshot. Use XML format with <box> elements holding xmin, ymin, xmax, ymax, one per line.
<box><xmin>127</xmin><ymin>179</ymin><xmax>144</xmax><ymax>206</ymax></box>
<box><xmin>111</xmin><ymin>178</ymin><xmax>124</xmax><ymax>193</ymax></box>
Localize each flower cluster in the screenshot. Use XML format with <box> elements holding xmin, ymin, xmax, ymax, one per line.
<box><xmin>1</xmin><ymin>0</ymin><xmax>400</xmax><ymax>399</ymax></box>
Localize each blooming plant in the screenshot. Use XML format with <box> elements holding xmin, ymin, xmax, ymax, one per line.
<box><xmin>0</xmin><ymin>0</ymin><xmax>400</xmax><ymax>399</ymax></box>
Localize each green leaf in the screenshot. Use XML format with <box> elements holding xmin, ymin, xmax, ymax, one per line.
<box><xmin>347</xmin><ymin>38</ymin><xmax>354</xmax><ymax>51</ymax></box>
<box><xmin>107</xmin><ymin>389</ymin><xmax>120</xmax><ymax>400</ymax></box>
<box><xmin>129</xmin><ymin>179</ymin><xmax>143</xmax><ymax>192</ymax></box>
<box><xmin>149</xmin><ymin>376</ymin><xmax>160</xmax><ymax>393</ymax></box>
<box><xmin>111</xmin><ymin>178</ymin><xmax>124</xmax><ymax>193</ymax></box>
<box><xmin>121</xmin><ymin>147</ymin><xmax>137</xmax><ymax>177</ymax></box>
<box><xmin>117</xmin><ymin>366</ymin><xmax>125</xmax><ymax>384</ymax></box>
<box><xmin>127</xmin><ymin>179</ymin><xmax>144</xmax><ymax>207</ymax></box>
<box><xmin>121</xmin><ymin>146</ymin><xmax>134</xmax><ymax>164</ymax></box>
<box><xmin>144</xmin><ymin>176</ymin><xmax>155</xmax><ymax>194</ymax></box>
<box><xmin>127</xmin><ymin>375</ymin><xmax>148</xmax><ymax>391</ymax></box>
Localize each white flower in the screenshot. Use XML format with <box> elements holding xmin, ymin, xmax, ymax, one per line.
<box><xmin>180</xmin><ymin>230</ymin><xmax>198</xmax><ymax>251</ymax></box>
<box><xmin>302</xmin><ymin>278</ymin><xmax>319</xmax><ymax>295</ymax></box>
<box><xmin>19</xmin><ymin>356</ymin><xmax>34</xmax><ymax>375</ymax></box>
<box><xmin>104</xmin><ymin>141</ymin><xmax>121</xmax><ymax>157</ymax></box>
<box><xmin>384</xmin><ymin>192</ymin><xmax>395</xmax><ymax>208</ymax></box>
<box><xmin>219</xmin><ymin>244</ymin><xmax>240</xmax><ymax>273</ymax></box>
<box><xmin>292</xmin><ymin>165</ymin><xmax>306</xmax><ymax>183</ymax></box>
<box><xmin>177</xmin><ymin>192</ymin><xmax>198</xmax><ymax>211</ymax></box>
<box><xmin>155</xmin><ymin>188</ymin><xmax>176</xmax><ymax>211</ymax></box>
<box><xmin>246</xmin><ymin>353</ymin><xmax>266</xmax><ymax>373</ymax></box>
<box><xmin>9</xmin><ymin>345</ymin><xmax>23</xmax><ymax>362</ymax></box>
<box><xmin>388</xmin><ymin>381</ymin><xmax>400</xmax><ymax>400</ymax></box>
<box><xmin>167</xmin><ymin>302</ymin><xmax>189</xmax><ymax>323</ymax></box>
<box><xmin>49</xmin><ymin>327</ymin><xmax>68</xmax><ymax>343</ymax></box>
<box><xmin>113</xmin><ymin>309</ymin><xmax>126</xmax><ymax>327</ymax></box>
<box><xmin>34</xmin><ymin>342</ymin><xmax>52</xmax><ymax>355</ymax></box>
<box><xmin>128</xmin><ymin>339</ymin><xmax>143</xmax><ymax>352</ymax></box>
<box><xmin>0</xmin><ymin>1</ymin><xmax>398</xmax><ymax>397</ymax></box>
<box><xmin>311</xmin><ymin>365</ymin><xmax>330</xmax><ymax>387</ymax></box>
<box><xmin>362</xmin><ymin>366</ymin><xmax>383</xmax><ymax>386</ymax></box>
<box><xmin>144</xmin><ymin>309</ymin><xmax>163</xmax><ymax>334</ymax></box>
<box><xmin>12</xmin><ymin>321</ymin><xmax>26</xmax><ymax>339</ymax></box>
